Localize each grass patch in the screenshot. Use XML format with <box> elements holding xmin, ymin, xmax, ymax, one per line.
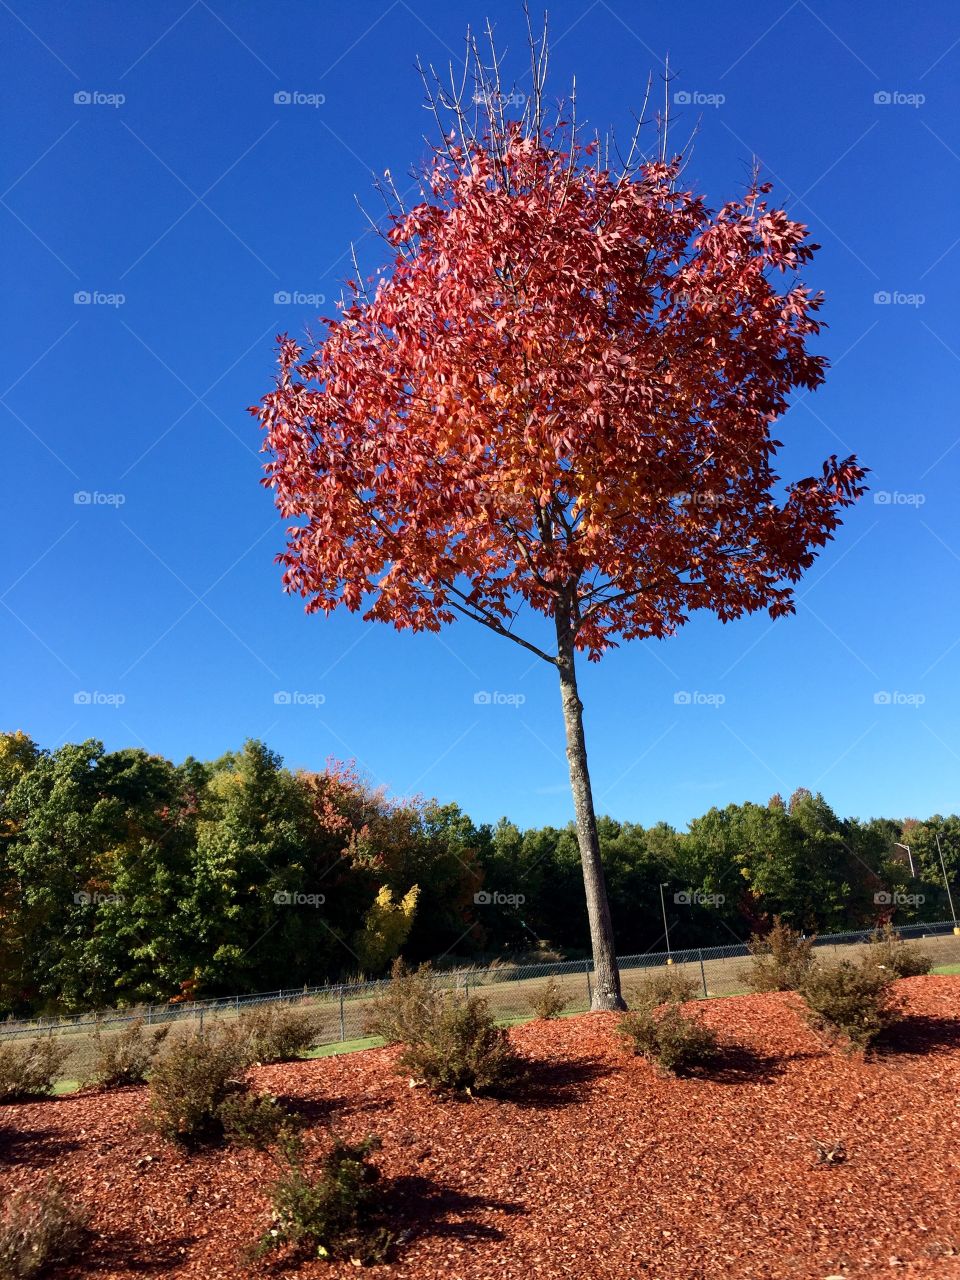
<box><xmin>934</xmin><ymin>963</ymin><xmax>960</xmax><ymax>975</ymax></box>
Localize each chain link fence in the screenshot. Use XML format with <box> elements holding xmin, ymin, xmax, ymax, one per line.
<box><xmin>4</xmin><ymin>919</ymin><xmax>959</xmax><ymax>1085</ymax></box>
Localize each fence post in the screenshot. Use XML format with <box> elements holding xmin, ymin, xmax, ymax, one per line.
<box><xmin>236</xmin><ymin>994</ymin><xmax>240</xmax><ymax>1014</ymax></box>
<box><xmin>698</xmin><ymin>949</ymin><xmax>708</xmax><ymax>998</ymax></box>
<box><xmin>585</xmin><ymin>958</ymin><xmax>592</xmax><ymax>1008</ymax></box>
<box><xmin>199</xmin><ymin>1007</ymin><xmax>204</xmax><ymax>1033</ymax></box>
<box><xmin>338</xmin><ymin>986</ymin><xmax>345</xmax><ymax>1042</ymax></box>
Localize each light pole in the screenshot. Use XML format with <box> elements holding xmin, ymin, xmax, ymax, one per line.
<box><xmin>659</xmin><ymin>882</ymin><xmax>673</xmax><ymax>965</ymax></box>
<box><xmin>934</xmin><ymin>832</ymin><xmax>960</xmax><ymax>934</ymax></box>
<box><xmin>894</xmin><ymin>842</ymin><xmax>916</xmax><ymax>878</ymax></box>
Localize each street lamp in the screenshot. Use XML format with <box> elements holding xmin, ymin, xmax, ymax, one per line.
<box><xmin>934</xmin><ymin>833</ymin><xmax>960</xmax><ymax>934</ymax></box>
<box><xmin>893</xmin><ymin>842</ymin><xmax>916</xmax><ymax>878</ymax></box>
<box><xmin>659</xmin><ymin>882</ymin><xmax>673</xmax><ymax>965</ymax></box>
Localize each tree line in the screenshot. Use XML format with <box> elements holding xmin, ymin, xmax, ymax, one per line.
<box><xmin>0</xmin><ymin>730</ymin><xmax>955</xmax><ymax>1015</ymax></box>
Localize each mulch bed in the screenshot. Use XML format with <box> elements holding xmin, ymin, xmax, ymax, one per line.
<box><xmin>2</xmin><ymin>977</ymin><xmax>959</xmax><ymax>1279</ymax></box>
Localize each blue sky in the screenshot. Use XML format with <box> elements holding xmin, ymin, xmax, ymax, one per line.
<box><xmin>2</xmin><ymin>0</ymin><xmax>958</xmax><ymax>832</ymax></box>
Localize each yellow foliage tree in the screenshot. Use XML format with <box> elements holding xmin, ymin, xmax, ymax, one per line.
<box><xmin>353</xmin><ymin>885</ymin><xmax>419</xmax><ymax>974</ymax></box>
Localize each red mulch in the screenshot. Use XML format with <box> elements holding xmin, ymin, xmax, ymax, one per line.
<box><xmin>2</xmin><ymin>977</ymin><xmax>959</xmax><ymax>1280</ymax></box>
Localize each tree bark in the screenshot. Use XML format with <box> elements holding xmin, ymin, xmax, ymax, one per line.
<box><xmin>555</xmin><ymin>607</ymin><xmax>626</xmax><ymax>1011</ymax></box>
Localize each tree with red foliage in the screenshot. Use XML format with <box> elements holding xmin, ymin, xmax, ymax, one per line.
<box><xmin>251</xmin><ymin>28</ymin><xmax>865</xmax><ymax>1008</ymax></box>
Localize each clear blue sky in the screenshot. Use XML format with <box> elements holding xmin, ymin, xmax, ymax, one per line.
<box><xmin>2</xmin><ymin>1</ymin><xmax>958</xmax><ymax>832</ymax></box>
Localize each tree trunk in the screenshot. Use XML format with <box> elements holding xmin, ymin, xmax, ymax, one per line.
<box><xmin>555</xmin><ymin>609</ymin><xmax>625</xmax><ymax>1011</ymax></box>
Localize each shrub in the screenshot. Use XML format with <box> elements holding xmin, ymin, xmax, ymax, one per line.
<box><xmin>799</xmin><ymin>957</ymin><xmax>900</xmax><ymax>1051</ymax></box>
<box><xmin>618</xmin><ymin>1003</ymin><xmax>719</xmax><ymax>1074</ymax></box>
<box><xmin>87</xmin><ymin>1019</ymin><xmax>169</xmax><ymax>1088</ymax></box>
<box><xmin>864</xmin><ymin>924</ymin><xmax>933</xmax><ymax>979</ymax></box>
<box><xmin>742</xmin><ymin>917</ymin><xmax>815</xmax><ymax>992</ymax></box>
<box><xmin>366</xmin><ymin>963</ymin><xmax>520</xmax><ymax>1095</ymax></box>
<box><xmin>236</xmin><ymin>1002</ymin><xmax>323</xmax><ymax>1064</ymax></box>
<box><xmin>628</xmin><ymin>968</ymin><xmax>700</xmax><ymax>1010</ymax></box>
<box><xmin>399</xmin><ymin>994</ymin><xmax>520</xmax><ymax>1094</ymax></box>
<box><xmin>0</xmin><ymin>1182</ymin><xmax>87</xmax><ymax>1279</ymax></box>
<box><xmin>219</xmin><ymin>1091</ymin><xmax>297</xmax><ymax>1150</ymax></box>
<box><xmin>364</xmin><ymin>960</ymin><xmax>445</xmax><ymax>1048</ymax></box>
<box><xmin>0</xmin><ymin>1038</ymin><xmax>71</xmax><ymax>1103</ymax></box>
<box><xmin>256</xmin><ymin>1132</ymin><xmax>391</xmax><ymax>1265</ymax></box>
<box><xmin>147</xmin><ymin>1024</ymin><xmax>248</xmax><ymax>1143</ymax></box>
<box><xmin>527</xmin><ymin>977</ymin><xmax>567</xmax><ymax>1019</ymax></box>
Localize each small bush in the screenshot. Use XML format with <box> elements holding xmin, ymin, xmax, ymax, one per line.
<box><xmin>0</xmin><ymin>1038</ymin><xmax>71</xmax><ymax>1103</ymax></box>
<box><xmin>219</xmin><ymin>1091</ymin><xmax>297</xmax><ymax>1150</ymax></box>
<box><xmin>0</xmin><ymin>1182</ymin><xmax>87</xmax><ymax>1279</ymax></box>
<box><xmin>527</xmin><ymin>977</ymin><xmax>567</xmax><ymax>1019</ymax></box>
<box><xmin>236</xmin><ymin>1002</ymin><xmax>323</xmax><ymax>1064</ymax></box>
<box><xmin>364</xmin><ymin>960</ymin><xmax>445</xmax><ymax>1048</ymax></box>
<box><xmin>87</xmin><ymin>1019</ymin><xmax>169</xmax><ymax>1088</ymax></box>
<box><xmin>865</xmin><ymin>925</ymin><xmax>933</xmax><ymax>979</ymax></box>
<box><xmin>628</xmin><ymin>968</ymin><xmax>700</xmax><ymax>1010</ymax></box>
<box><xmin>256</xmin><ymin>1132</ymin><xmax>391</xmax><ymax>1265</ymax></box>
<box><xmin>800</xmin><ymin>957</ymin><xmax>900</xmax><ymax>1051</ymax></box>
<box><xmin>742</xmin><ymin>917</ymin><xmax>815</xmax><ymax>992</ymax></box>
<box><xmin>147</xmin><ymin>1024</ymin><xmax>248</xmax><ymax>1143</ymax></box>
<box><xmin>399</xmin><ymin>994</ymin><xmax>520</xmax><ymax>1094</ymax></box>
<box><xmin>618</xmin><ymin>1003</ymin><xmax>719</xmax><ymax>1074</ymax></box>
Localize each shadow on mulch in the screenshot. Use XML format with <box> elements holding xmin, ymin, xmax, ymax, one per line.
<box><xmin>507</xmin><ymin>1054</ymin><xmax>615</xmax><ymax>1108</ymax></box>
<box><xmin>66</xmin><ymin>1229</ymin><xmax>198</xmax><ymax>1275</ymax></box>
<box><xmin>0</xmin><ymin>1123</ymin><xmax>81</xmax><ymax>1167</ymax></box>
<box><xmin>385</xmin><ymin>1173</ymin><xmax>523</xmax><ymax>1244</ymax></box>
<box><xmin>874</xmin><ymin>1013</ymin><xmax>960</xmax><ymax>1057</ymax></box>
<box><xmin>686</xmin><ymin>1042</ymin><xmax>824</xmax><ymax>1084</ymax></box>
